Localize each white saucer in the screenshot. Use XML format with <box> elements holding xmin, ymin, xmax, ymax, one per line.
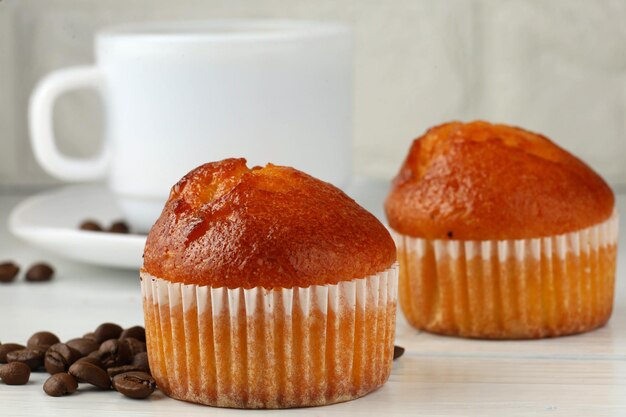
<box><xmin>8</xmin><ymin>185</ymin><xmax>146</xmax><ymax>269</ymax></box>
<box><xmin>7</xmin><ymin>178</ymin><xmax>389</xmax><ymax>270</ymax></box>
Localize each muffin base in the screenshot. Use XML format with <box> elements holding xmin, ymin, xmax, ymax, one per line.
<box><xmin>394</xmin><ymin>213</ymin><xmax>618</xmax><ymax>339</ymax></box>
<box><xmin>140</xmin><ymin>265</ymin><xmax>398</xmax><ymax>408</ymax></box>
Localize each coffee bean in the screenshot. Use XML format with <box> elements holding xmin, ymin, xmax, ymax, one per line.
<box><xmin>108</xmin><ymin>221</ymin><xmax>130</xmax><ymax>234</ymax></box>
<box><xmin>119</xmin><ymin>326</ymin><xmax>146</xmax><ymax>342</ymax></box>
<box><xmin>393</xmin><ymin>345</ymin><xmax>405</xmax><ymax>360</ymax></box>
<box><xmin>25</xmin><ymin>263</ymin><xmax>54</xmax><ymax>282</ymax></box>
<box><xmin>94</xmin><ymin>323</ymin><xmax>123</xmax><ymax>343</ymax></box>
<box><xmin>0</xmin><ymin>262</ymin><xmax>20</xmax><ymax>283</ymax></box>
<box><xmin>82</xmin><ymin>332</ymin><xmax>97</xmax><ymax>342</ymax></box>
<box><xmin>0</xmin><ymin>361</ymin><xmax>31</xmax><ymax>385</ymax></box>
<box><xmin>75</xmin><ymin>356</ymin><xmax>103</xmax><ymax>369</ymax></box>
<box><xmin>0</xmin><ymin>343</ymin><xmax>25</xmax><ymax>363</ymax></box>
<box><xmin>43</xmin><ymin>373</ymin><xmax>78</xmax><ymax>397</ymax></box>
<box><xmin>7</xmin><ymin>348</ymin><xmax>45</xmax><ymax>370</ymax></box>
<box><xmin>87</xmin><ymin>349</ymin><xmax>105</xmax><ymax>360</ymax></box>
<box><xmin>45</xmin><ymin>343</ymin><xmax>79</xmax><ymax>374</ymax></box>
<box><xmin>112</xmin><ymin>371</ymin><xmax>156</xmax><ymax>399</ymax></box>
<box><xmin>68</xmin><ymin>361</ymin><xmax>110</xmax><ymax>389</ymax></box>
<box><xmin>66</xmin><ymin>338</ymin><xmax>99</xmax><ymax>357</ymax></box>
<box><xmin>107</xmin><ymin>365</ymin><xmax>144</xmax><ymax>378</ymax></box>
<box><xmin>121</xmin><ymin>337</ymin><xmax>146</xmax><ymax>357</ymax></box>
<box><xmin>131</xmin><ymin>352</ymin><xmax>150</xmax><ymax>374</ymax></box>
<box><xmin>27</xmin><ymin>331</ymin><xmax>60</xmax><ymax>350</ymax></box>
<box><xmin>79</xmin><ymin>220</ymin><xmax>103</xmax><ymax>232</ymax></box>
<box><xmin>98</xmin><ymin>339</ymin><xmax>132</xmax><ymax>368</ymax></box>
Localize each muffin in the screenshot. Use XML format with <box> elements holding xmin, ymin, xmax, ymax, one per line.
<box><xmin>141</xmin><ymin>158</ymin><xmax>398</xmax><ymax>408</ymax></box>
<box><xmin>385</xmin><ymin>121</ymin><xmax>618</xmax><ymax>339</ymax></box>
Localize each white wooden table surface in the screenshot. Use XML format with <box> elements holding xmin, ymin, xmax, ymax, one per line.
<box><xmin>1</xmin><ymin>191</ymin><xmax>625</xmax><ymax>417</ymax></box>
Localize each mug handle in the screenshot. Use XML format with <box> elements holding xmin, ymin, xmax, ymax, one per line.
<box><xmin>29</xmin><ymin>66</ymin><xmax>111</xmax><ymax>181</ymax></box>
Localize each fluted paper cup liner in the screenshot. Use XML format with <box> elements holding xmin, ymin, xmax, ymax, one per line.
<box><xmin>393</xmin><ymin>212</ymin><xmax>619</xmax><ymax>339</ymax></box>
<box><xmin>140</xmin><ymin>264</ymin><xmax>398</xmax><ymax>408</ymax></box>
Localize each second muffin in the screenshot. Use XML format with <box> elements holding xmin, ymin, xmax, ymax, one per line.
<box><xmin>142</xmin><ymin>158</ymin><xmax>398</xmax><ymax>408</ymax></box>
<box><xmin>385</xmin><ymin>121</ymin><xmax>618</xmax><ymax>339</ymax></box>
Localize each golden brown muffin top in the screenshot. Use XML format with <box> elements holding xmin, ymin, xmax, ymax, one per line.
<box><xmin>385</xmin><ymin>121</ymin><xmax>615</xmax><ymax>240</ymax></box>
<box><xmin>143</xmin><ymin>158</ymin><xmax>396</xmax><ymax>288</ymax></box>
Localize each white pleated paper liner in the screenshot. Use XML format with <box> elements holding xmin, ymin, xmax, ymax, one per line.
<box><xmin>393</xmin><ymin>211</ymin><xmax>619</xmax><ymax>339</ymax></box>
<box><xmin>140</xmin><ymin>264</ymin><xmax>398</xmax><ymax>408</ymax></box>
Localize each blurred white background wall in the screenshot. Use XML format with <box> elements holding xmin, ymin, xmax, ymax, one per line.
<box><xmin>1</xmin><ymin>0</ymin><xmax>625</xmax><ymax>188</ymax></box>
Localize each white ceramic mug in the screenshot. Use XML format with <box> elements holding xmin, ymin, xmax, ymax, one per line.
<box><xmin>29</xmin><ymin>20</ymin><xmax>353</xmax><ymax>232</ymax></box>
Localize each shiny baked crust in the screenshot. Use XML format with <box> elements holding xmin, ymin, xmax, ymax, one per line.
<box><xmin>385</xmin><ymin>121</ymin><xmax>615</xmax><ymax>240</ymax></box>
<box><xmin>144</xmin><ymin>158</ymin><xmax>396</xmax><ymax>288</ymax></box>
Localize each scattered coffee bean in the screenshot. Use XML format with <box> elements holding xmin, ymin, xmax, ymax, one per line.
<box><xmin>0</xmin><ymin>262</ymin><xmax>20</xmax><ymax>283</ymax></box>
<box><xmin>27</xmin><ymin>331</ymin><xmax>60</xmax><ymax>350</ymax></box>
<box><xmin>66</xmin><ymin>338</ymin><xmax>99</xmax><ymax>357</ymax></box>
<box><xmin>108</xmin><ymin>221</ymin><xmax>130</xmax><ymax>234</ymax></box>
<box><xmin>98</xmin><ymin>339</ymin><xmax>132</xmax><ymax>369</ymax></box>
<box><xmin>112</xmin><ymin>371</ymin><xmax>155</xmax><ymax>399</ymax></box>
<box><xmin>0</xmin><ymin>343</ymin><xmax>26</xmax><ymax>363</ymax></box>
<box><xmin>131</xmin><ymin>352</ymin><xmax>150</xmax><ymax>374</ymax></box>
<box><xmin>78</xmin><ymin>220</ymin><xmax>103</xmax><ymax>232</ymax></box>
<box><xmin>121</xmin><ymin>337</ymin><xmax>146</xmax><ymax>357</ymax></box>
<box><xmin>393</xmin><ymin>345</ymin><xmax>405</xmax><ymax>360</ymax></box>
<box><xmin>45</xmin><ymin>343</ymin><xmax>79</xmax><ymax>374</ymax></box>
<box><xmin>83</xmin><ymin>332</ymin><xmax>97</xmax><ymax>342</ymax></box>
<box><xmin>94</xmin><ymin>323</ymin><xmax>123</xmax><ymax>343</ymax></box>
<box><xmin>107</xmin><ymin>365</ymin><xmax>144</xmax><ymax>378</ymax></box>
<box><xmin>119</xmin><ymin>326</ymin><xmax>146</xmax><ymax>342</ymax></box>
<box><xmin>43</xmin><ymin>372</ymin><xmax>78</xmax><ymax>397</ymax></box>
<box><xmin>87</xmin><ymin>349</ymin><xmax>105</xmax><ymax>361</ymax></box>
<box><xmin>1</xmin><ymin>323</ymin><xmax>150</xmax><ymax>399</ymax></box>
<box><xmin>68</xmin><ymin>361</ymin><xmax>110</xmax><ymax>389</ymax></box>
<box><xmin>0</xmin><ymin>361</ymin><xmax>31</xmax><ymax>385</ymax></box>
<box><xmin>25</xmin><ymin>263</ymin><xmax>55</xmax><ymax>282</ymax></box>
<box><xmin>75</xmin><ymin>356</ymin><xmax>103</xmax><ymax>369</ymax></box>
<box><xmin>7</xmin><ymin>348</ymin><xmax>45</xmax><ymax>370</ymax></box>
